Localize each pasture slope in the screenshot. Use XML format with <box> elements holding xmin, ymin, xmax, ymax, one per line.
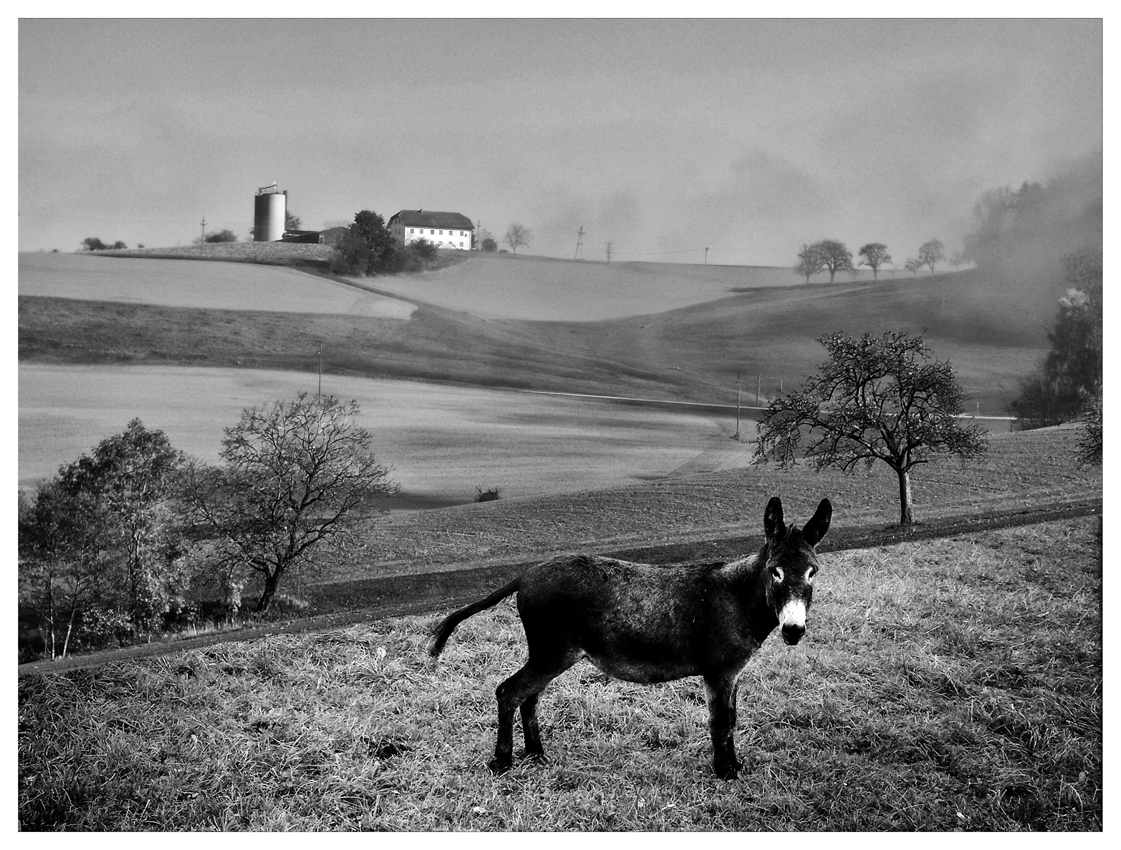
<box><xmin>19</xmin><ymin>248</ymin><xmax>1051</xmax><ymax>414</ymax></box>
<box><xmin>18</xmin><ymin>514</ymin><xmax>1101</xmax><ymax>830</ymax></box>
<box><xmin>17</xmin><ymin>249</ymin><xmax>1102</xmax><ymax>830</ymax></box>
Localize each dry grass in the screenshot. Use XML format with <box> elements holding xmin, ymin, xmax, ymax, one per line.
<box><xmin>19</xmin><ymin>517</ymin><xmax>1101</xmax><ymax>830</ymax></box>
<box><xmin>318</xmin><ymin>424</ymin><xmax>1101</xmax><ymax>583</ymax></box>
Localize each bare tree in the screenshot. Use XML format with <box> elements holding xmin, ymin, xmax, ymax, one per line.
<box><xmin>857</xmin><ymin>243</ymin><xmax>892</xmax><ymax>281</ymax></box>
<box><xmin>180</xmin><ymin>394</ymin><xmax>397</xmax><ymax>613</ymax></box>
<box><xmin>504</xmin><ymin>223</ymin><xmax>532</xmax><ymax>254</ymax></box>
<box><xmin>754</xmin><ymin>331</ymin><xmax>987</xmax><ymax>526</ymax></box>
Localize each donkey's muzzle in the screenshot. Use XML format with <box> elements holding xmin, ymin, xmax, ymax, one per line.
<box><xmin>781</xmin><ymin>623</ymin><xmax>805</xmax><ymax>645</ymax></box>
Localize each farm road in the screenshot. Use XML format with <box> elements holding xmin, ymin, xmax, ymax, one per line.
<box><xmin>18</xmin><ymin>497</ymin><xmax>1101</xmax><ymax>678</ymax></box>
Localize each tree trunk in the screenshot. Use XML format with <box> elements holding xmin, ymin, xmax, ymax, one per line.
<box><xmin>897</xmin><ymin>467</ymin><xmax>915</xmax><ymax>526</ymax></box>
<box><xmin>256</xmin><ymin>568</ymin><xmax>284</xmax><ymax>613</ymax></box>
<box><xmin>61</xmin><ymin>609</ymin><xmax>76</xmax><ymax>658</ymax></box>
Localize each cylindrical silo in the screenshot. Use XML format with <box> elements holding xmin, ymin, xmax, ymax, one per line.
<box><xmin>254</xmin><ymin>187</ymin><xmax>287</xmax><ymax>242</ymax></box>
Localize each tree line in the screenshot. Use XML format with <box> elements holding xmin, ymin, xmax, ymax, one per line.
<box><xmin>18</xmin><ymin>394</ymin><xmax>395</xmax><ymax>661</ymax></box>
<box><xmin>786</xmin><ymin>161</ymin><xmax>1101</xmax><ymax>462</ymax></box>
<box><xmin>794</xmin><ymin>238</ymin><xmax>952</xmax><ymax>284</ymax></box>
<box><xmin>961</xmin><ymin>164</ymin><xmax>1101</xmax><ymax>441</ymax></box>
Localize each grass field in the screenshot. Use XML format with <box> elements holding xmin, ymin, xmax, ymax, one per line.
<box><xmin>305</xmin><ymin>424</ymin><xmax>1100</xmax><ymax>589</ymax></box>
<box><xmin>18</xmin><ymin>252</ymin><xmax>417</xmax><ymax>318</ymax></box>
<box><xmin>16</xmin><ymin>250</ymin><xmax>1102</xmax><ymax>831</ymax></box>
<box><xmin>362</xmin><ymin>251</ymin><xmax>830</xmax><ymax>321</ymax></box>
<box><xmin>17</xmin><ymin>516</ymin><xmax>1102</xmax><ymax>830</ymax></box>
<box><xmin>19</xmin><ymin>251</ymin><xmax>1049</xmax><ymax>418</ymax></box>
<box><xmin>18</xmin><ymin>363</ymin><xmax>751</xmax><ymax>505</ymax></box>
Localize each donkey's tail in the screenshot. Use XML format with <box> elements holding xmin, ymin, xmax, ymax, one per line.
<box><xmin>428</xmin><ymin>575</ymin><xmax>522</xmax><ymax>657</ymax></box>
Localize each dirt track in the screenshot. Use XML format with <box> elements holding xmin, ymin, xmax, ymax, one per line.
<box><xmin>18</xmin><ymin>497</ymin><xmax>1101</xmax><ymax>677</ymax></box>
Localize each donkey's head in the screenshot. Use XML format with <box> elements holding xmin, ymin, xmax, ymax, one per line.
<box><xmin>762</xmin><ymin>496</ymin><xmax>832</xmax><ymax>645</ymax></box>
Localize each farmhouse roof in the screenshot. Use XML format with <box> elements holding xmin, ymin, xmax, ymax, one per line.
<box><xmin>390</xmin><ymin>210</ymin><xmax>474</xmax><ymax>230</ymax></box>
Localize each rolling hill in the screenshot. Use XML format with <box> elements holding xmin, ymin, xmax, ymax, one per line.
<box><xmin>19</xmin><ymin>249</ymin><xmax>1050</xmax><ymax>414</ymax></box>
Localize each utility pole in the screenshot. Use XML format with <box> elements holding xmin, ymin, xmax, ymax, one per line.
<box><xmin>317</xmin><ymin>343</ymin><xmax>323</xmax><ymax>397</ymax></box>
<box><xmin>605</xmin><ymin>241</ymin><xmax>613</xmax><ymax>262</ymax></box>
<box><xmin>575</xmin><ymin>226</ymin><xmax>585</xmax><ymax>260</ymax></box>
<box><xmin>705</xmin><ymin>247</ymin><xmax>709</xmax><ymax>265</ymax></box>
<box><xmin>734</xmin><ymin>372</ymin><xmax>742</xmax><ymax>441</ymax></box>
<box><xmin>200</xmin><ymin>216</ymin><xmax>206</xmax><ymax>243</ymax></box>
<box><xmin>476</xmin><ymin>219</ymin><xmax>481</xmax><ymax>251</ymax></box>
<box><xmin>757</xmin><ymin>374</ymin><xmax>761</xmax><ymax>405</ymax></box>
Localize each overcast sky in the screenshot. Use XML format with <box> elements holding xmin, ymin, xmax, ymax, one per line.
<box><xmin>18</xmin><ymin>17</ymin><xmax>1103</xmax><ymax>265</ymax></box>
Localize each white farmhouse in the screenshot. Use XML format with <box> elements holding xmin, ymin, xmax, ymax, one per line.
<box><xmin>388</xmin><ymin>210</ymin><xmax>475</xmax><ymax>250</ymax></box>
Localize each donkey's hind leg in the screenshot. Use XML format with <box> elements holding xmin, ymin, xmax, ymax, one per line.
<box><xmin>491</xmin><ymin>653</ymin><xmax>576</xmax><ymax>773</ymax></box>
<box><xmin>520</xmin><ymin>692</ymin><xmax>546</xmax><ymax>759</ymax></box>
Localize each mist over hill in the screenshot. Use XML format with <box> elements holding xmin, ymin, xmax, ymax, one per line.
<box><xmin>963</xmin><ymin>150</ymin><xmax>1103</xmax><ymax>327</ymax></box>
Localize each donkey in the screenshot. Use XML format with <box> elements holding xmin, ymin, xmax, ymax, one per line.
<box><xmin>429</xmin><ymin>495</ymin><xmax>832</xmax><ymax>779</ymax></box>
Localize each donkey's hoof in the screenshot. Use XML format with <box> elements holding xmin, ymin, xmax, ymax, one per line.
<box><xmin>714</xmin><ymin>759</ymin><xmax>744</xmax><ymax>780</ymax></box>
<box><xmin>487</xmin><ymin>757</ymin><xmax>513</xmax><ymax>775</ymax></box>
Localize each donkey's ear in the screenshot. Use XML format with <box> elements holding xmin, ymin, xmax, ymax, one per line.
<box><xmin>764</xmin><ymin>496</ymin><xmax>786</xmax><ymax>541</ymax></box>
<box><xmin>802</xmin><ymin>498</ymin><xmax>832</xmax><ymax>547</ymax></box>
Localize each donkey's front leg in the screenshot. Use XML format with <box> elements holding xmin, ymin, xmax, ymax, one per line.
<box><xmin>704</xmin><ymin>674</ymin><xmax>743</xmax><ymax>780</ymax></box>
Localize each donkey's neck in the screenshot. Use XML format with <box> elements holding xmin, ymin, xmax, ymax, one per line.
<box><xmin>718</xmin><ymin>541</ymin><xmax>780</xmax><ymax>642</ymax></box>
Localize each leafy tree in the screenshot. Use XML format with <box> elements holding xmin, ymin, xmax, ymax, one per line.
<box><xmin>18</xmin><ymin>420</ymin><xmax>186</xmax><ymax>655</ymax></box>
<box><xmin>917</xmin><ymin>239</ymin><xmax>945</xmax><ymax>272</ymax></box>
<box><xmin>20</xmin><ymin>479</ymin><xmax>113</xmax><ymax>657</ymax></box>
<box><xmin>904</xmin><ymin>257</ymin><xmax>922</xmax><ymax>275</ymax></box>
<box><xmin>857</xmin><ymin>243</ymin><xmax>892</xmax><ymax>282</ymax></box>
<box><xmin>754</xmin><ymin>331</ymin><xmax>987</xmax><ymax>526</ymax></box>
<box><xmin>203</xmin><ymin>229</ymin><xmax>238</xmax><ymax>244</ymax></box>
<box><xmin>1077</xmin><ymin>396</ymin><xmax>1102</xmax><ymax>466</ymax></box>
<box><xmin>481</xmin><ymin>236</ymin><xmax>498</xmax><ymax>252</ymax></box>
<box><xmin>814</xmin><ymin>240</ymin><xmax>853</xmax><ymax>283</ymax></box>
<box><xmin>82</xmin><ymin>237</ymin><xmax>109</xmax><ymax>251</ymax></box>
<box><xmin>409</xmin><ymin>237</ymin><xmax>438</xmax><ymax>260</ymax></box>
<box><xmin>477</xmin><ymin>227</ymin><xmax>495</xmax><ymax>251</ymax></box>
<box><xmin>329</xmin><ymin>210</ymin><xmax>398</xmax><ymax>276</ymax></box>
<box><xmin>794</xmin><ymin>243</ymin><xmax>824</xmax><ymax>283</ymax></box>
<box><xmin>504</xmin><ymin>223</ymin><xmax>532</xmax><ymax>254</ymax></box>
<box><xmin>179</xmin><ymin>394</ymin><xmax>397</xmax><ymax>613</ymax></box>
<box><xmin>111</xmin><ymin>241</ymin><xmax>127</xmax><ymax>250</ymax></box>
<box><xmin>1010</xmin><ymin>246</ymin><xmax>1102</xmax><ymax>428</ymax></box>
<box><xmin>285</xmin><ymin>211</ymin><xmax>302</xmax><ymax>231</ymax></box>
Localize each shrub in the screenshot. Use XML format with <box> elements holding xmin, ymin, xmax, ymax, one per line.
<box><xmin>474</xmin><ymin>486</ymin><xmax>502</xmax><ymax>503</ymax></box>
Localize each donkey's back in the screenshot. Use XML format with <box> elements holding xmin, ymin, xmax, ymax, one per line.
<box><xmin>513</xmin><ymin>553</ymin><xmax>759</xmax><ymax>684</ymax></box>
